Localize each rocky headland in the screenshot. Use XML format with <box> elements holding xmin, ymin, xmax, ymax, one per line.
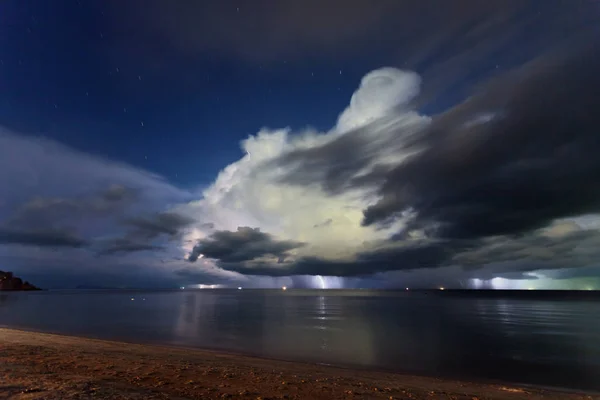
<box><xmin>0</xmin><ymin>270</ymin><xmax>41</xmax><ymax>290</ymax></box>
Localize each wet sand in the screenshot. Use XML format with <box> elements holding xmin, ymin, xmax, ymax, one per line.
<box><xmin>0</xmin><ymin>328</ymin><xmax>596</xmax><ymax>400</ymax></box>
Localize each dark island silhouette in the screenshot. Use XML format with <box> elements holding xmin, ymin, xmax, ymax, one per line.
<box><xmin>0</xmin><ymin>271</ymin><xmax>41</xmax><ymax>291</ymax></box>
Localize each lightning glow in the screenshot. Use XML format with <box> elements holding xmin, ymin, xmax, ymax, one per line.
<box><xmin>316</xmin><ymin>275</ymin><xmax>326</xmax><ymax>289</ymax></box>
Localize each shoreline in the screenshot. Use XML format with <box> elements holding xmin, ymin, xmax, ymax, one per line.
<box><xmin>1</xmin><ymin>328</ymin><xmax>597</xmax><ymax>399</ymax></box>
<box><xmin>3</xmin><ymin>324</ymin><xmax>598</xmax><ymax>396</ymax></box>
<box><xmin>3</xmin><ymin>324</ymin><xmax>599</xmax><ymax>395</ymax></box>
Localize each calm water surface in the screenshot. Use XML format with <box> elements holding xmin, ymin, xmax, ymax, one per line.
<box><xmin>1</xmin><ymin>289</ymin><xmax>599</xmax><ymax>391</ymax></box>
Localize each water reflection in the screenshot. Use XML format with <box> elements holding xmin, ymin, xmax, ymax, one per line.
<box><xmin>171</xmin><ymin>291</ymin><xmax>377</xmax><ymax>365</ymax></box>
<box><xmin>0</xmin><ymin>294</ymin><xmax>12</xmax><ymax>307</ymax></box>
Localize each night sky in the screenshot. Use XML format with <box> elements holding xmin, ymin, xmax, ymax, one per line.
<box><xmin>1</xmin><ymin>0</ymin><xmax>599</xmax><ymax>289</ymax></box>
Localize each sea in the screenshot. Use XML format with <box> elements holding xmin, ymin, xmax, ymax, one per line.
<box><xmin>1</xmin><ymin>289</ymin><xmax>599</xmax><ymax>392</ymax></box>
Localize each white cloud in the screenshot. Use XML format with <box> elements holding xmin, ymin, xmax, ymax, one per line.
<box><xmin>336</xmin><ymin>68</ymin><xmax>422</xmax><ymax>132</ymax></box>
<box><xmin>180</xmin><ymin>68</ymin><xmax>430</xmax><ymax>270</ymax></box>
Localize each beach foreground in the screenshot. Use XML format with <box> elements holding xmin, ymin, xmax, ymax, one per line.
<box><xmin>0</xmin><ymin>328</ymin><xmax>596</xmax><ymax>400</ymax></box>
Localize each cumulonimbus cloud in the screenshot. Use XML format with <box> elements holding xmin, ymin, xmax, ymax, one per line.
<box><xmin>180</xmin><ymin>39</ymin><xmax>600</xmax><ymax>281</ymax></box>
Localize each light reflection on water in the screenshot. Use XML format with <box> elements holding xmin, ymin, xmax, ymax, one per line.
<box><xmin>1</xmin><ymin>290</ymin><xmax>599</xmax><ymax>390</ymax></box>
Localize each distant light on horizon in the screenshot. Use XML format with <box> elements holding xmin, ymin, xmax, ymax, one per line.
<box><xmin>282</xmin><ymin>286</ymin><xmax>287</xmax><ymax>291</ymax></box>
<box><xmin>316</xmin><ymin>275</ymin><xmax>326</xmax><ymax>289</ymax></box>
<box><xmin>490</xmin><ymin>277</ymin><xmax>511</xmax><ymax>290</ymax></box>
<box><xmin>311</xmin><ymin>275</ymin><xmax>345</xmax><ymax>289</ymax></box>
<box><xmin>187</xmin><ymin>284</ymin><xmax>224</xmax><ymax>289</ymax></box>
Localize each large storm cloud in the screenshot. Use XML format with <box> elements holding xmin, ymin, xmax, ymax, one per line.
<box><xmin>180</xmin><ymin>40</ymin><xmax>600</xmax><ymax>283</ymax></box>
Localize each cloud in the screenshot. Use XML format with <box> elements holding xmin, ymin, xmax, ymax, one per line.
<box><xmin>187</xmin><ymin>227</ymin><xmax>305</xmax><ymax>263</ymax></box>
<box><xmin>93</xmin><ymin>211</ymin><xmax>196</xmax><ymax>256</ymax></box>
<box><xmin>108</xmin><ymin>0</ymin><xmax>406</xmax><ymax>63</ymax></box>
<box><xmin>0</xmin><ymin>129</ymin><xmax>197</xmax><ymax>287</ymax></box>
<box><xmin>0</xmin><ymin>130</ymin><xmax>188</xmax><ymax>209</ymax></box>
<box><xmin>361</xmin><ymin>41</ymin><xmax>600</xmax><ymax>239</ymax></box>
<box><xmin>336</xmin><ymin>68</ymin><xmax>422</xmax><ymax>132</ymax></box>
<box><xmin>218</xmin><ymin>241</ymin><xmax>455</xmax><ymax>277</ymax></box>
<box><xmin>0</xmin><ymin>228</ymin><xmax>86</xmax><ymax>248</ymax></box>
<box><xmin>107</xmin><ymin>0</ymin><xmax>589</xmax><ymax>69</ymax></box>
<box><xmin>176</xmin><ymin>38</ymin><xmax>600</xmax><ymax>282</ymax></box>
<box><xmin>96</xmin><ymin>238</ymin><xmax>164</xmax><ymax>255</ymax></box>
<box><xmin>196</xmin><ymin>222</ymin><xmax>600</xmax><ymax>278</ymax></box>
<box><xmin>177</xmin><ymin>67</ymin><xmax>429</xmax><ymax>274</ymax></box>
<box><xmin>99</xmin><ymin>0</ymin><xmax>596</xmax><ymax>117</ymax></box>
<box><xmin>6</xmin><ymin>185</ymin><xmax>138</xmax><ymax>230</ymax></box>
<box><xmin>124</xmin><ymin>212</ymin><xmax>196</xmax><ymax>239</ymax></box>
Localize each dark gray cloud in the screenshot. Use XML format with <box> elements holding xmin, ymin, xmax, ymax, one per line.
<box><xmin>191</xmin><ymin>224</ymin><xmax>469</xmax><ymax>277</ymax></box>
<box><xmin>96</xmin><ymin>238</ymin><xmax>164</xmax><ymax>256</ymax></box>
<box><xmin>101</xmin><ymin>0</ymin><xmax>595</xmax><ymax>109</ymax></box>
<box><xmin>267</xmin><ymin>115</ymin><xmax>424</xmax><ymax>195</ymax></box>
<box><xmin>1</xmin><ymin>185</ymin><xmax>141</xmax><ymax>253</ymax></box>
<box><xmin>0</xmin><ymin>228</ymin><xmax>86</xmax><ymax>248</ymax></box>
<box><xmin>362</xmin><ymin>41</ymin><xmax>600</xmax><ymax>240</ymax></box>
<box><xmin>101</xmin><ymin>184</ymin><xmax>139</xmax><ymax>203</ymax></box>
<box><xmin>454</xmin><ymin>226</ymin><xmax>600</xmax><ymax>272</ymax></box>
<box><xmin>215</xmin><ymin>225</ymin><xmax>600</xmax><ymax>278</ymax></box>
<box><xmin>200</xmin><ymin>222</ymin><xmax>215</xmax><ymax>230</ymax></box>
<box><xmin>107</xmin><ymin>0</ymin><xmax>589</xmax><ymax>66</ymax></box>
<box><xmin>219</xmin><ymin>241</ymin><xmax>454</xmax><ymax>277</ymax></box>
<box><xmin>188</xmin><ymin>227</ymin><xmax>305</xmax><ymax>263</ymax></box>
<box><xmin>0</xmin><ymin>130</ymin><xmax>192</xmax><ymax>284</ymax></box>
<box><xmin>7</xmin><ymin>185</ymin><xmax>138</xmax><ymax>229</ymax></box>
<box><xmin>124</xmin><ymin>212</ymin><xmax>196</xmax><ymax>240</ymax></box>
<box><xmin>92</xmin><ymin>212</ymin><xmax>196</xmax><ymax>256</ymax></box>
<box><xmin>2</xmin><ymin>196</ymin><xmax>194</xmax><ymax>257</ymax></box>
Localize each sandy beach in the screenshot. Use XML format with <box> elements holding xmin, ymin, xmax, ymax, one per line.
<box><xmin>0</xmin><ymin>328</ymin><xmax>596</xmax><ymax>400</ymax></box>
